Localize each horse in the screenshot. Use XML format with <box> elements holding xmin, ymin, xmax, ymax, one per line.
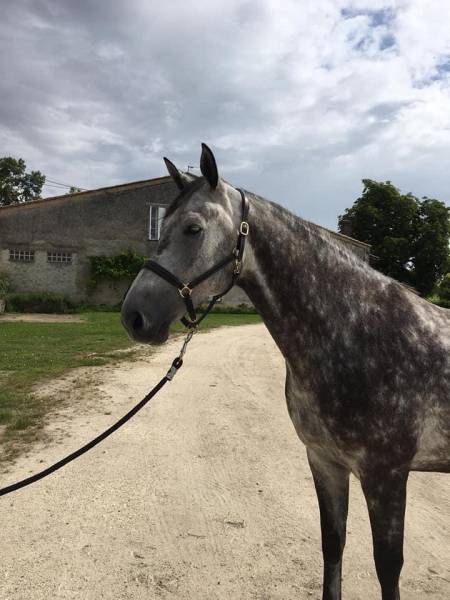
<box><xmin>121</xmin><ymin>143</ymin><xmax>450</xmax><ymax>600</ymax></box>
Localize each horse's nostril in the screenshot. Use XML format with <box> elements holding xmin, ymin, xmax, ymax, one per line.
<box><xmin>132</xmin><ymin>312</ymin><xmax>144</xmax><ymax>332</ymax></box>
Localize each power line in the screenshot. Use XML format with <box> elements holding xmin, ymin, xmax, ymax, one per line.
<box><xmin>45</xmin><ymin>180</ymin><xmax>72</xmax><ymax>188</ymax></box>
<box><xmin>45</xmin><ymin>177</ymin><xmax>87</xmax><ymax>191</ymax></box>
<box><xmin>43</xmin><ymin>183</ymin><xmax>72</xmax><ymax>190</ymax></box>
<box><xmin>42</xmin><ymin>183</ymin><xmax>85</xmax><ymax>195</ymax></box>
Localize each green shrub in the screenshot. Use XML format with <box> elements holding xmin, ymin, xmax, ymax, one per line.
<box><xmin>89</xmin><ymin>250</ymin><xmax>147</xmax><ymax>287</ymax></box>
<box><xmin>428</xmin><ymin>274</ymin><xmax>450</xmax><ymax>309</ymax></box>
<box><xmin>79</xmin><ymin>303</ymin><xmax>123</xmax><ymax>313</ymax></box>
<box><xmin>436</xmin><ymin>273</ymin><xmax>450</xmax><ymax>301</ymax></box>
<box><xmin>0</xmin><ymin>273</ymin><xmax>12</xmax><ymax>296</ymax></box>
<box><xmin>6</xmin><ymin>292</ymin><xmax>77</xmax><ymax>314</ymax></box>
<box><xmin>428</xmin><ymin>294</ymin><xmax>450</xmax><ymax>309</ymax></box>
<box><xmin>431</xmin><ymin>297</ymin><xmax>450</xmax><ymax>309</ymax></box>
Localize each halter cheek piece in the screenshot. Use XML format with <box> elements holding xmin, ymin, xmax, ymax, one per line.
<box><xmin>143</xmin><ymin>189</ymin><xmax>250</xmax><ymax>329</ymax></box>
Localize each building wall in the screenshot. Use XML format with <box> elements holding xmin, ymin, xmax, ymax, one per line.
<box><xmin>89</xmin><ymin>279</ymin><xmax>132</xmax><ymax>306</ymax></box>
<box><xmin>0</xmin><ymin>248</ymin><xmax>79</xmax><ymax>297</ymax></box>
<box><xmin>0</xmin><ymin>179</ymin><xmax>370</xmax><ymax>307</ymax></box>
<box><xmin>330</xmin><ymin>232</ymin><xmax>371</xmax><ymax>263</ymax></box>
<box><xmin>0</xmin><ymin>178</ymin><xmax>175</xmax><ymax>302</ymax></box>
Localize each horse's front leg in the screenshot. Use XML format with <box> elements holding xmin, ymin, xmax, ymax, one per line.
<box><xmin>307</xmin><ymin>448</ymin><xmax>350</xmax><ymax>600</ymax></box>
<box><xmin>360</xmin><ymin>468</ymin><xmax>409</xmax><ymax>600</ymax></box>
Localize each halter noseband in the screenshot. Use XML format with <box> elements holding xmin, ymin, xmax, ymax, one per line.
<box><xmin>143</xmin><ymin>188</ymin><xmax>250</xmax><ymax>329</ymax></box>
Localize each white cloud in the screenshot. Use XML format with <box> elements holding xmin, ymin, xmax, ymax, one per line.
<box><xmin>0</xmin><ymin>0</ymin><xmax>449</xmax><ymax>227</ymax></box>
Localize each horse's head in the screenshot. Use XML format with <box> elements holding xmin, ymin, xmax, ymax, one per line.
<box><xmin>121</xmin><ymin>144</ymin><xmax>246</xmax><ymax>344</ymax></box>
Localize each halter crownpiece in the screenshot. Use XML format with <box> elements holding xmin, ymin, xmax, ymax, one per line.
<box><xmin>143</xmin><ymin>188</ymin><xmax>250</xmax><ymax>329</ymax></box>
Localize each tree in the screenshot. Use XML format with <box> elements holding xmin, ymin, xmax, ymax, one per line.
<box><xmin>338</xmin><ymin>180</ymin><xmax>418</xmax><ymax>284</ymax></box>
<box><xmin>68</xmin><ymin>186</ymin><xmax>82</xmax><ymax>194</ymax></box>
<box><xmin>338</xmin><ymin>180</ymin><xmax>450</xmax><ymax>296</ymax></box>
<box><xmin>413</xmin><ymin>198</ymin><xmax>450</xmax><ymax>296</ymax></box>
<box><xmin>0</xmin><ymin>156</ymin><xmax>45</xmax><ymax>206</ymax></box>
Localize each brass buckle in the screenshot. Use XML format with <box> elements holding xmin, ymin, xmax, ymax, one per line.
<box><xmin>239</xmin><ymin>221</ymin><xmax>249</xmax><ymax>236</ymax></box>
<box><xmin>178</xmin><ymin>285</ymin><xmax>192</xmax><ymax>298</ymax></box>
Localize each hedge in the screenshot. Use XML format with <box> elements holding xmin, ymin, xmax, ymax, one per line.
<box><xmin>430</xmin><ymin>297</ymin><xmax>450</xmax><ymax>309</ymax></box>
<box><xmin>6</xmin><ymin>292</ymin><xmax>76</xmax><ymax>314</ymax></box>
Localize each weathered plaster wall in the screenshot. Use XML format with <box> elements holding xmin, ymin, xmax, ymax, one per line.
<box><xmin>0</xmin><ymin>249</ymin><xmax>79</xmax><ymax>297</ymax></box>
<box><xmin>90</xmin><ymin>279</ymin><xmax>131</xmax><ymax>306</ymax></box>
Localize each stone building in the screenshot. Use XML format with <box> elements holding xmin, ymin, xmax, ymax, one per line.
<box><xmin>0</xmin><ymin>176</ymin><xmax>370</xmax><ymax>306</ymax></box>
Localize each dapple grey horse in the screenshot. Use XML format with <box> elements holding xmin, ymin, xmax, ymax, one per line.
<box><xmin>121</xmin><ymin>144</ymin><xmax>450</xmax><ymax>600</ymax></box>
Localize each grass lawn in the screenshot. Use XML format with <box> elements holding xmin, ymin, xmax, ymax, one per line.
<box><xmin>0</xmin><ymin>311</ymin><xmax>261</xmax><ymax>463</ymax></box>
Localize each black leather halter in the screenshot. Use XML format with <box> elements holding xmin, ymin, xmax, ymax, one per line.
<box><xmin>143</xmin><ymin>188</ymin><xmax>250</xmax><ymax>329</ymax></box>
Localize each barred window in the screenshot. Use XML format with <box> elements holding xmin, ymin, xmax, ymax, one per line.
<box><xmin>47</xmin><ymin>252</ymin><xmax>73</xmax><ymax>264</ymax></box>
<box><xmin>149</xmin><ymin>205</ymin><xmax>166</xmax><ymax>240</ymax></box>
<box><xmin>9</xmin><ymin>249</ymin><xmax>34</xmax><ymax>262</ymax></box>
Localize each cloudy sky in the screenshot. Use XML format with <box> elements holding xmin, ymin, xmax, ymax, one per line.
<box><xmin>1</xmin><ymin>0</ymin><xmax>450</xmax><ymax>228</ymax></box>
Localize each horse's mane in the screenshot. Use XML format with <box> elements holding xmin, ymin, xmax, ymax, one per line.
<box><xmin>246</xmin><ymin>190</ymin><xmax>369</xmax><ymax>271</ymax></box>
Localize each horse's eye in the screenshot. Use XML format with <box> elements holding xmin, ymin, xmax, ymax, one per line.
<box><xmin>185</xmin><ymin>224</ymin><xmax>202</xmax><ymax>235</ymax></box>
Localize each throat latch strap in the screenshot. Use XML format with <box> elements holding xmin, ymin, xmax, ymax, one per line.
<box><xmin>143</xmin><ymin>188</ymin><xmax>249</xmax><ymax>328</ymax></box>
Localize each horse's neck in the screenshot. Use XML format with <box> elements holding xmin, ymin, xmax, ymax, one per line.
<box><xmin>239</xmin><ymin>194</ymin><xmax>379</xmax><ymax>363</ymax></box>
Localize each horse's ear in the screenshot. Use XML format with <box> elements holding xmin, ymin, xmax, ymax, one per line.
<box><xmin>163</xmin><ymin>157</ymin><xmax>192</xmax><ymax>191</ymax></box>
<box><xmin>200</xmin><ymin>143</ymin><xmax>219</xmax><ymax>189</ymax></box>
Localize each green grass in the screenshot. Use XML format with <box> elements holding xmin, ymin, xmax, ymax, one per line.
<box><xmin>0</xmin><ymin>311</ymin><xmax>260</xmax><ymax>462</ymax></box>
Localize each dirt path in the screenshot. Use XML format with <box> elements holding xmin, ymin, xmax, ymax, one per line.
<box><xmin>1</xmin><ymin>324</ymin><xmax>449</xmax><ymax>599</ymax></box>
<box><xmin>0</xmin><ymin>313</ymin><xmax>85</xmax><ymax>323</ymax></box>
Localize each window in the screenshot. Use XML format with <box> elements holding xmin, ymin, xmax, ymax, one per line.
<box><xmin>9</xmin><ymin>249</ymin><xmax>34</xmax><ymax>262</ymax></box>
<box><xmin>149</xmin><ymin>205</ymin><xmax>166</xmax><ymax>240</ymax></box>
<box><xmin>47</xmin><ymin>252</ymin><xmax>73</xmax><ymax>264</ymax></box>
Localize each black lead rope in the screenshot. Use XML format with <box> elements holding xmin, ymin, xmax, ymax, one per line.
<box><xmin>0</xmin><ymin>328</ymin><xmax>196</xmax><ymax>498</ymax></box>
<box><xmin>0</xmin><ymin>190</ymin><xmax>250</xmax><ymax>498</ymax></box>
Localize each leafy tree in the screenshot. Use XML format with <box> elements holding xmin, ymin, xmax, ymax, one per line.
<box><xmin>68</xmin><ymin>186</ymin><xmax>82</xmax><ymax>194</ymax></box>
<box><xmin>0</xmin><ymin>156</ymin><xmax>45</xmax><ymax>206</ymax></box>
<box><xmin>338</xmin><ymin>180</ymin><xmax>450</xmax><ymax>295</ymax></box>
<box><xmin>338</xmin><ymin>180</ymin><xmax>418</xmax><ymax>283</ymax></box>
<box><xmin>413</xmin><ymin>198</ymin><xmax>450</xmax><ymax>295</ymax></box>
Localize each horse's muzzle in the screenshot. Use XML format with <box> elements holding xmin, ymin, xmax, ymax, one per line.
<box><xmin>121</xmin><ymin>307</ymin><xmax>170</xmax><ymax>345</ymax></box>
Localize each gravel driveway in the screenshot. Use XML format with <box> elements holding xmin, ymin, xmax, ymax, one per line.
<box><xmin>1</xmin><ymin>324</ymin><xmax>449</xmax><ymax>599</ymax></box>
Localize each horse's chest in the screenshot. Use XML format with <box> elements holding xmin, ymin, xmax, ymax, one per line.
<box><xmin>285</xmin><ymin>386</ymin><xmax>334</xmax><ymax>447</ymax></box>
<box><xmin>285</xmin><ymin>373</ymin><xmax>365</xmax><ymax>473</ymax></box>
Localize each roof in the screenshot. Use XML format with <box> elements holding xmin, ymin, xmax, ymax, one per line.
<box><xmin>0</xmin><ymin>176</ymin><xmax>370</xmax><ymax>249</ymax></box>
<box><xmin>326</xmin><ymin>229</ymin><xmax>370</xmax><ymax>249</ymax></box>
<box><xmin>0</xmin><ymin>175</ymin><xmax>173</xmax><ymax>212</ymax></box>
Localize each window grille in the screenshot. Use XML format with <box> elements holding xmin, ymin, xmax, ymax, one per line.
<box><xmin>9</xmin><ymin>249</ymin><xmax>34</xmax><ymax>262</ymax></box>
<box><xmin>47</xmin><ymin>252</ymin><xmax>73</xmax><ymax>264</ymax></box>
<box><xmin>149</xmin><ymin>205</ymin><xmax>166</xmax><ymax>240</ymax></box>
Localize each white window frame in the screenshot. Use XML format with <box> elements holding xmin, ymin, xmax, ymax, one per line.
<box><xmin>149</xmin><ymin>205</ymin><xmax>166</xmax><ymax>240</ymax></box>
<box><xmin>9</xmin><ymin>249</ymin><xmax>35</xmax><ymax>262</ymax></box>
<box><xmin>47</xmin><ymin>251</ymin><xmax>73</xmax><ymax>265</ymax></box>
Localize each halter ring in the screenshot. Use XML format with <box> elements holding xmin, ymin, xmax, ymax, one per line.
<box><xmin>239</xmin><ymin>221</ymin><xmax>249</xmax><ymax>236</ymax></box>
<box><xmin>178</xmin><ymin>285</ymin><xmax>192</xmax><ymax>298</ymax></box>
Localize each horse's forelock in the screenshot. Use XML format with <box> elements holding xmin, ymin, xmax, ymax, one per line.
<box><xmin>164</xmin><ymin>177</ymin><xmax>206</xmax><ymax>219</ymax></box>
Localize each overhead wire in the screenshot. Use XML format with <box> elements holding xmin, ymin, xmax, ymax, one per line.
<box><xmin>45</xmin><ymin>177</ymin><xmax>87</xmax><ymax>191</ymax></box>
<box><xmin>42</xmin><ymin>177</ymin><xmax>87</xmax><ymax>196</ymax></box>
